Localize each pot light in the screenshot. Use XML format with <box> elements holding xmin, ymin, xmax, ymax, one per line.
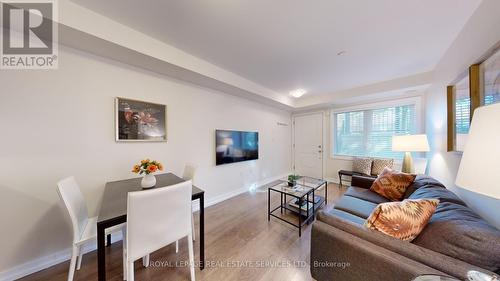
<box><xmin>289</xmin><ymin>89</ymin><xmax>307</xmax><ymax>98</ymax></box>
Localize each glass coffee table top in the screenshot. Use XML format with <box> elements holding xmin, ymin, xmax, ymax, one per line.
<box><xmin>268</xmin><ymin>176</ymin><xmax>326</xmax><ymax>198</ymax></box>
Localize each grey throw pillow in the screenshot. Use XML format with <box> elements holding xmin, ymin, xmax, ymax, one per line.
<box><xmin>352</xmin><ymin>157</ymin><xmax>372</xmax><ymax>175</ymax></box>
<box><xmin>371</xmin><ymin>158</ymin><xmax>394</xmax><ymax>176</ymax></box>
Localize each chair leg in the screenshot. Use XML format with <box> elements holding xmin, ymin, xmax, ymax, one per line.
<box><xmin>188</xmin><ymin>234</ymin><xmax>196</xmax><ymax>281</ymax></box>
<box><xmin>122</xmin><ymin>228</ymin><xmax>127</xmax><ymax>280</ymax></box>
<box><xmin>127</xmin><ymin>262</ymin><xmax>135</xmax><ymax>281</ymax></box>
<box><xmin>67</xmin><ymin>245</ymin><xmax>78</xmax><ymax>281</ymax></box>
<box><xmin>76</xmin><ymin>245</ymin><xmax>83</xmax><ymax>270</ymax></box>
<box><xmin>176</xmin><ymin>240</ymin><xmax>179</xmax><ymax>253</ymax></box>
<box><xmin>192</xmin><ymin>212</ymin><xmax>196</xmax><ymax>241</ymax></box>
<box><xmin>123</xmin><ymin>251</ymin><xmax>127</xmax><ymax>280</ymax></box>
<box><xmin>122</xmin><ymin>228</ymin><xmax>126</xmax><ymax>243</ymax></box>
<box><xmin>142</xmin><ymin>254</ymin><xmax>150</xmax><ymax>267</ymax></box>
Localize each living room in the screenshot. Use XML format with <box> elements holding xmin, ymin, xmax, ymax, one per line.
<box><xmin>0</xmin><ymin>1</ymin><xmax>499</xmax><ymax>281</ymax></box>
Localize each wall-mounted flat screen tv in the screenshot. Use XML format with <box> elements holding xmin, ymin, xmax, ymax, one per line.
<box><xmin>216</xmin><ymin>130</ymin><xmax>259</xmax><ymax>165</ymax></box>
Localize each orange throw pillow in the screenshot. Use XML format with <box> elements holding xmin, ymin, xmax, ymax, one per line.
<box><xmin>370</xmin><ymin>167</ymin><xmax>416</xmax><ymax>201</ymax></box>
<box><xmin>364</xmin><ymin>199</ymin><xmax>439</xmax><ymax>241</ymax></box>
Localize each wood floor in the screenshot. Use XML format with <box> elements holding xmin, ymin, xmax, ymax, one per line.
<box><xmin>21</xmin><ymin>183</ymin><xmax>344</xmax><ymax>281</ymax></box>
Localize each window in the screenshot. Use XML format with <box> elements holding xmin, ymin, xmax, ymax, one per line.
<box><xmin>481</xmin><ymin>47</ymin><xmax>500</xmax><ymax>106</ymax></box>
<box><xmin>332</xmin><ymin>99</ymin><xmax>419</xmax><ymax>159</ymax></box>
<box><xmin>452</xmin><ymin>77</ymin><xmax>471</xmax><ymax>151</ymax></box>
<box><xmin>484</xmin><ymin>95</ymin><xmax>497</xmax><ymax>105</ymax></box>
<box><xmin>455</xmin><ymin>96</ymin><xmax>470</xmax><ymax>134</ymax></box>
<box><xmin>454</xmin><ymin>77</ymin><xmax>471</xmax><ymax>135</ymax></box>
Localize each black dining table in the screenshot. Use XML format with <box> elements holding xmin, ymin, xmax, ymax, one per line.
<box><xmin>97</xmin><ymin>173</ymin><xmax>205</xmax><ymax>281</ymax></box>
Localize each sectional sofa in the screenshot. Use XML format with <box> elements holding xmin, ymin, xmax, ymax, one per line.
<box><xmin>310</xmin><ymin>175</ymin><xmax>500</xmax><ymax>281</ymax></box>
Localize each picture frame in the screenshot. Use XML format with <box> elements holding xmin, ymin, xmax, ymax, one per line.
<box><xmin>447</xmin><ymin>64</ymin><xmax>480</xmax><ymax>152</ymax></box>
<box><xmin>115</xmin><ymin>97</ymin><xmax>167</xmax><ymax>142</ymax></box>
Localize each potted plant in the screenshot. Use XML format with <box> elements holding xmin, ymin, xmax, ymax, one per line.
<box><xmin>132</xmin><ymin>159</ymin><xmax>164</xmax><ymax>188</ymax></box>
<box><xmin>288</xmin><ymin>174</ymin><xmax>300</xmax><ymax>187</ymax></box>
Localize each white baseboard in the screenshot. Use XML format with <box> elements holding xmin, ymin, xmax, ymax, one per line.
<box><xmin>191</xmin><ymin>186</ymin><xmax>246</xmax><ymax>212</ymax></box>
<box><xmin>0</xmin><ymin>249</ymin><xmax>70</xmax><ymax>281</ymax></box>
<box><xmin>191</xmin><ymin>172</ymin><xmax>290</xmax><ymax>211</ymax></box>
<box><xmin>0</xmin><ymin>231</ymin><xmax>124</xmax><ymax>281</ymax></box>
<box><xmin>0</xmin><ymin>172</ymin><xmax>290</xmax><ymax>281</ymax></box>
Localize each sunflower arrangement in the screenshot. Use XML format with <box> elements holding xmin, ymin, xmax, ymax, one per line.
<box><xmin>132</xmin><ymin>159</ymin><xmax>164</xmax><ymax>175</ymax></box>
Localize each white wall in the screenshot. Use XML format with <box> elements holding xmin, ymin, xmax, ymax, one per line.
<box><xmin>0</xmin><ymin>46</ymin><xmax>291</xmax><ymax>275</ymax></box>
<box><xmin>425</xmin><ymin>0</ymin><xmax>500</xmax><ymax>229</ymax></box>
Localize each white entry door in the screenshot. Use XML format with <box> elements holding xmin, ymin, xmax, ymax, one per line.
<box><xmin>293</xmin><ymin>113</ymin><xmax>323</xmax><ymax>178</ymax></box>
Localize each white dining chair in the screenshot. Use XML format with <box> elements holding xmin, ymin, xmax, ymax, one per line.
<box><xmin>171</xmin><ymin>164</ymin><xmax>197</xmax><ymax>254</ymax></box>
<box><xmin>183</xmin><ymin>164</ymin><xmax>197</xmax><ymax>242</ymax></box>
<box><xmin>124</xmin><ymin>180</ymin><xmax>195</xmax><ymax>281</ymax></box>
<box><xmin>57</xmin><ymin>176</ymin><xmax>125</xmax><ymax>281</ymax></box>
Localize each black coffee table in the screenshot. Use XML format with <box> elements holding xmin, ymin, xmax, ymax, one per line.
<box><xmin>267</xmin><ymin>176</ymin><xmax>327</xmax><ymax>236</ymax></box>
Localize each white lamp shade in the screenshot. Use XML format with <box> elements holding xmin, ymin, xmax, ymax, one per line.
<box><xmin>456</xmin><ymin>103</ymin><xmax>500</xmax><ymax>199</ymax></box>
<box><xmin>392</xmin><ymin>134</ymin><xmax>430</xmax><ymax>152</ymax></box>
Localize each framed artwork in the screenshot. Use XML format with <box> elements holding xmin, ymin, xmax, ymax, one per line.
<box><xmin>115</xmin><ymin>97</ymin><xmax>167</xmax><ymax>142</ymax></box>
<box><xmin>480</xmin><ymin>47</ymin><xmax>500</xmax><ymax>105</ymax></box>
<box><xmin>447</xmin><ymin>65</ymin><xmax>480</xmax><ymax>152</ymax></box>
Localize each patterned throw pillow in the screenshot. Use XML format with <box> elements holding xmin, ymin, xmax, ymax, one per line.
<box><xmin>365</xmin><ymin>199</ymin><xmax>439</xmax><ymax>241</ymax></box>
<box><xmin>371</xmin><ymin>158</ymin><xmax>394</xmax><ymax>176</ymax></box>
<box><xmin>352</xmin><ymin>157</ymin><xmax>372</xmax><ymax>175</ymax></box>
<box><xmin>370</xmin><ymin>167</ymin><xmax>416</xmax><ymax>201</ymax></box>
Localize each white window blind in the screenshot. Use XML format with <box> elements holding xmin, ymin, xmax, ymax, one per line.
<box><xmin>333</xmin><ymin>104</ymin><xmax>416</xmax><ymax>159</ymax></box>
<box><xmin>455</xmin><ymin>97</ymin><xmax>470</xmax><ymax>134</ymax></box>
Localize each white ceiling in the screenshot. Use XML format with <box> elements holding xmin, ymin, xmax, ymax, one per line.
<box><xmin>71</xmin><ymin>0</ymin><xmax>481</xmax><ymax>98</ymax></box>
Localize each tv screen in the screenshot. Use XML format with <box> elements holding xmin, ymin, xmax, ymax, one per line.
<box><xmin>216</xmin><ymin>130</ymin><xmax>259</xmax><ymax>165</ymax></box>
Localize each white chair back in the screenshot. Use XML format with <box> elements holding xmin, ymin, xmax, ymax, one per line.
<box><xmin>182</xmin><ymin>164</ymin><xmax>197</xmax><ymax>181</ymax></box>
<box><xmin>57</xmin><ymin>177</ymin><xmax>89</xmax><ymax>243</ymax></box>
<box><xmin>126</xmin><ymin>180</ymin><xmax>192</xmax><ymax>262</ymax></box>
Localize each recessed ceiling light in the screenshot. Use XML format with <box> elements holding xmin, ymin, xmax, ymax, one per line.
<box><xmin>337</xmin><ymin>50</ymin><xmax>347</xmax><ymax>56</ymax></box>
<box><xmin>289</xmin><ymin>89</ymin><xmax>307</xmax><ymax>98</ymax></box>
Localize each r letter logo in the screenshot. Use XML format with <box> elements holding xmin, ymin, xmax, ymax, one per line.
<box><xmin>1</xmin><ymin>1</ymin><xmax>58</xmax><ymax>69</ymax></box>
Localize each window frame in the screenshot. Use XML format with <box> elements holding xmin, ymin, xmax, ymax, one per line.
<box><xmin>330</xmin><ymin>96</ymin><xmax>423</xmax><ymax>160</ymax></box>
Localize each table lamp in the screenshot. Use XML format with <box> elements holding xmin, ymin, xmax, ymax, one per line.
<box><xmin>456</xmin><ymin>103</ymin><xmax>500</xmax><ymax>281</ymax></box>
<box><xmin>392</xmin><ymin>134</ymin><xmax>430</xmax><ymax>173</ymax></box>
